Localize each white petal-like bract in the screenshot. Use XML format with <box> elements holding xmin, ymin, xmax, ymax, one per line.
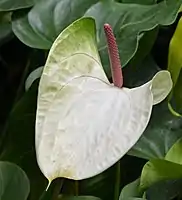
<box><xmin>35</xmin><ymin>17</ymin><xmax>172</xmax><ymax>183</ymax></box>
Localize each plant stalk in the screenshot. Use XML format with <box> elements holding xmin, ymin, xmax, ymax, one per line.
<box><xmin>114</xmin><ymin>161</ymin><xmax>121</xmax><ymax>200</ymax></box>
<box><xmin>52</xmin><ymin>179</ymin><xmax>64</xmax><ymax>200</ymax></box>
<box><xmin>75</xmin><ymin>180</ymin><xmax>79</xmax><ymax>196</ymax></box>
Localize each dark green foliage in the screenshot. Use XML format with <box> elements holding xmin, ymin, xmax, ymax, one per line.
<box><xmin>0</xmin><ymin>0</ymin><xmax>182</xmax><ymax>199</ymax></box>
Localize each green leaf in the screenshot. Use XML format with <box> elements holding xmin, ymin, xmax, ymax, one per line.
<box><xmin>140</xmin><ymin>159</ymin><xmax>182</xmax><ymax>190</ymax></box>
<box><xmin>58</xmin><ymin>195</ymin><xmax>101</xmax><ymax>200</ymax></box>
<box><xmin>119</xmin><ymin>178</ymin><xmax>143</xmax><ymax>200</ymax></box>
<box><xmin>128</xmin><ymin>101</ymin><xmax>182</xmax><ymax>160</ymax></box>
<box><xmin>168</xmin><ymin>17</ymin><xmax>182</xmax><ymax>93</ymax></box>
<box><xmin>0</xmin><ymin>161</ymin><xmax>30</xmax><ymax>200</ymax></box>
<box><xmin>35</xmin><ymin>17</ymin><xmax>172</xmax><ymax>184</ymax></box>
<box><xmin>0</xmin><ymin>23</ymin><xmax>11</xmax><ymax>42</ymax></box>
<box><xmin>122</xmin><ymin>199</ymin><xmax>144</xmax><ymax>200</ymax></box>
<box><xmin>85</xmin><ymin>0</ymin><xmax>182</xmax><ymax>67</ymax></box>
<box><xmin>125</xmin><ymin>27</ymin><xmax>159</xmax><ymax>77</ymax></box>
<box><xmin>123</xmin><ymin>55</ymin><xmax>160</xmax><ymax>88</ymax></box>
<box><xmin>121</xmin><ymin>0</ymin><xmax>156</xmax><ymax>4</ymax></box>
<box><xmin>86</xmin><ymin>2</ymin><xmax>159</xmax><ymax>76</ymax></box>
<box><xmin>132</xmin><ymin>198</ymin><xmax>144</xmax><ymax>200</ymax></box>
<box><xmin>172</xmin><ymin>69</ymin><xmax>182</xmax><ymax>114</ymax></box>
<box><xmin>0</xmin><ymin>0</ymin><xmax>34</xmax><ymax>11</ymax></box>
<box><xmin>25</xmin><ymin>66</ymin><xmax>43</xmax><ymax>91</ymax></box>
<box><xmin>79</xmin><ymin>165</ymin><xmax>116</xmax><ymax>200</ymax></box>
<box><xmin>78</xmin><ymin>156</ymin><xmax>146</xmax><ymax>200</ymax></box>
<box><xmin>124</xmin><ymin>57</ymin><xmax>181</xmax><ymax>160</ymax></box>
<box><xmin>168</xmin><ymin>17</ymin><xmax>182</xmax><ymax>115</ymax></box>
<box><xmin>12</xmin><ymin>0</ymin><xmax>98</xmax><ymax>49</ymax></box>
<box><xmin>119</xmin><ymin>198</ymin><xmax>143</xmax><ymax>200</ymax></box>
<box><xmin>146</xmin><ymin>179</ymin><xmax>182</xmax><ymax>200</ymax></box>
<box><xmin>120</xmin><ymin>158</ymin><xmax>182</xmax><ymax>200</ymax></box>
<box><xmin>165</xmin><ymin>138</ymin><xmax>182</xmax><ymax>164</ymax></box>
<box><xmin>12</xmin><ymin>0</ymin><xmax>181</xmax><ymax>72</ymax></box>
<box><xmin>12</xmin><ymin>10</ymin><xmax>52</xmax><ymax>49</ymax></box>
<box><xmin>0</xmin><ymin>82</ymin><xmax>47</xmax><ymax>200</ymax></box>
<box><xmin>0</xmin><ymin>12</ymin><xmax>12</xmax><ymax>46</ymax></box>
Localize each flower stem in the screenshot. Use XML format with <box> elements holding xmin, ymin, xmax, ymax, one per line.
<box><xmin>52</xmin><ymin>179</ymin><xmax>64</xmax><ymax>200</ymax></box>
<box><xmin>114</xmin><ymin>161</ymin><xmax>121</xmax><ymax>200</ymax></box>
<box><xmin>104</xmin><ymin>23</ymin><xmax>123</xmax><ymax>88</ymax></box>
<box><xmin>75</xmin><ymin>180</ymin><xmax>79</xmax><ymax>196</ymax></box>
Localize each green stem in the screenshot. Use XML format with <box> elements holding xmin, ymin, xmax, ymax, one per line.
<box><xmin>75</xmin><ymin>180</ymin><xmax>79</xmax><ymax>196</ymax></box>
<box><xmin>52</xmin><ymin>179</ymin><xmax>64</xmax><ymax>200</ymax></box>
<box><xmin>39</xmin><ymin>191</ymin><xmax>47</xmax><ymax>200</ymax></box>
<box><xmin>114</xmin><ymin>161</ymin><xmax>121</xmax><ymax>200</ymax></box>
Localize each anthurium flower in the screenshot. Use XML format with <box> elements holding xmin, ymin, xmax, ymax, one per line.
<box><xmin>35</xmin><ymin>17</ymin><xmax>172</xmax><ymax>185</ymax></box>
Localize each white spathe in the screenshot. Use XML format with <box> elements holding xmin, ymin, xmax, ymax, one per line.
<box><xmin>35</xmin><ymin>17</ymin><xmax>173</xmax><ymax>183</ymax></box>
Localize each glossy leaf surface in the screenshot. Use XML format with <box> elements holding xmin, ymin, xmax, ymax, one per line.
<box><xmin>0</xmin><ymin>161</ymin><xmax>30</xmax><ymax>200</ymax></box>
<box><xmin>12</xmin><ymin>0</ymin><xmax>182</xmax><ymax>70</ymax></box>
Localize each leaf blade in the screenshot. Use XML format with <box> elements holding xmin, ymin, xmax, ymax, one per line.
<box><xmin>0</xmin><ymin>0</ymin><xmax>34</xmax><ymax>11</ymax></box>
<box><xmin>140</xmin><ymin>159</ymin><xmax>182</xmax><ymax>190</ymax></box>
<box><xmin>0</xmin><ymin>161</ymin><xmax>30</xmax><ymax>200</ymax></box>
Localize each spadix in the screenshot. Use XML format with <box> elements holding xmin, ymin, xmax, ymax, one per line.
<box><xmin>35</xmin><ymin>17</ymin><xmax>172</xmax><ymax>184</ymax></box>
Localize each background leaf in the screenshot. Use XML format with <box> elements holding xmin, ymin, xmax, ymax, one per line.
<box><xmin>0</xmin><ymin>81</ymin><xmax>47</xmax><ymax>200</ymax></box>
<box><xmin>122</xmin><ymin>42</ymin><xmax>181</xmax><ymax>162</ymax></box>
<box><xmin>120</xmin><ymin>176</ymin><xmax>182</xmax><ymax>200</ymax></box>
<box><xmin>146</xmin><ymin>179</ymin><xmax>182</xmax><ymax>200</ymax></box>
<box><xmin>12</xmin><ymin>10</ymin><xmax>53</xmax><ymax>49</ymax></box>
<box><xmin>165</xmin><ymin>138</ymin><xmax>182</xmax><ymax>164</ymax></box>
<box><xmin>1</xmin><ymin>0</ymin><xmax>182</xmax><ymax>199</ymax></box>
<box><xmin>0</xmin><ymin>0</ymin><xmax>34</xmax><ymax>11</ymax></box>
<box><xmin>119</xmin><ymin>178</ymin><xmax>143</xmax><ymax>200</ymax></box>
<box><xmin>118</xmin><ymin>55</ymin><xmax>182</xmax><ymax>161</ymax></box>
<box><xmin>121</xmin><ymin>0</ymin><xmax>156</xmax><ymax>4</ymax></box>
<box><xmin>59</xmin><ymin>156</ymin><xmax>146</xmax><ymax>200</ymax></box>
<box><xmin>58</xmin><ymin>195</ymin><xmax>101</xmax><ymax>200</ymax></box>
<box><xmin>128</xmin><ymin>101</ymin><xmax>182</xmax><ymax>160</ymax></box>
<box><xmin>167</xmin><ymin>16</ymin><xmax>182</xmax><ymax>114</ymax></box>
<box><xmin>0</xmin><ymin>161</ymin><xmax>30</xmax><ymax>200</ymax></box>
<box><xmin>25</xmin><ymin>66</ymin><xmax>43</xmax><ymax>91</ymax></box>
<box><xmin>11</xmin><ymin>0</ymin><xmax>182</xmax><ymax>77</ymax></box>
<box><xmin>140</xmin><ymin>159</ymin><xmax>182</xmax><ymax>190</ymax></box>
<box><xmin>80</xmin><ymin>0</ymin><xmax>182</xmax><ymax>69</ymax></box>
<box><xmin>168</xmin><ymin>17</ymin><xmax>182</xmax><ymax>90</ymax></box>
<box><xmin>0</xmin><ymin>12</ymin><xmax>13</xmax><ymax>46</ymax></box>
<box><xmin>12</xmin><ymin>0</ymin><xmax>98</xmax><ymax>49</ymax></box>
<box><xmin>172</xmin><ymin>70</ymin><xmax>182</xmax><ymax>114</ymax></box>
<box><xmin>79</xmin><ymin>166</ymin><xmax>116</xmax><ymax>200</ymax></box>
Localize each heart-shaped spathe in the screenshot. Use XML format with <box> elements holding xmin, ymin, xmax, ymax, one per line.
<box><xmin>35</xmin><ymin>17</ymin><xmax>172</xmax><ymax>184</ymax></box>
